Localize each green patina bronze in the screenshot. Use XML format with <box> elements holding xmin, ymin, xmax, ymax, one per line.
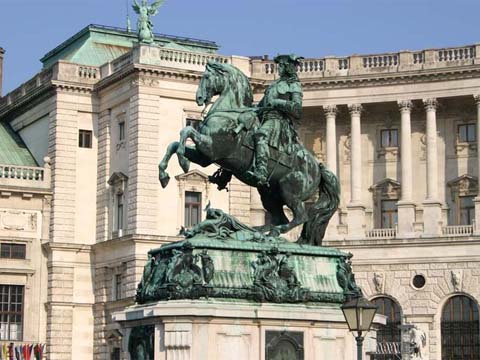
<box><xmin>128</xmin><ymin>325</ymin><xmax>154</xmax><ymax>360</ymax></box>
<box><xmin>159</xmin><ymin>56</ymin><xmax>340</xmax><ymax>246</ymax></box>
<box><xmin>136</xmin><ymin>208</ymin><xmax>361</xmax><ymax>304</ymax></box>
<box><xmin>132</xmin><ymin>0</ymin><xmax>164</xmax><ymax>44</ymax></box>
<box><xmin>136</xmin><ymin>56</ymin><xmax>360</xmax><ymax>305</ymax></box>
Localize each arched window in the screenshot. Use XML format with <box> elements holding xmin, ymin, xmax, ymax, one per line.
<box><xmin>372</xmin><ymin>297</ymin><xmax>402</xmax><ymax>360</ymax></box>
<box><xmin>441</xmin><ymin>295</ymin><xmax>480</xmax><ymax>360</ymax></box>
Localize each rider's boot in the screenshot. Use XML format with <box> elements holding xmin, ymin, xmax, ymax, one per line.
<box><xmin>247</xmin><ymin>137</ymin><xmax>269</xmax><ymax>186</ymax></box>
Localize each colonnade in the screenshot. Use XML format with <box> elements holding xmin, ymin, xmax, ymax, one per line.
<box><xmin>322</xmin><ymin>95</ymin><xmax>480</xmax><ymax>238</ymax></box>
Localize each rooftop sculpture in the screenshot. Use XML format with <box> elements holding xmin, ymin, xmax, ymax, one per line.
<box><xmin>132</xmin><ymin>0</ymin><xmax>164</xmax><ymax>44</ymax></box>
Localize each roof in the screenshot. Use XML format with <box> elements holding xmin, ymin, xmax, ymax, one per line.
<box><xmin>0</xmin><ymin>121</ymin><xmax>37</xmax><ymax>166</ymax></box>
<box><xmin>41</xmin><ymin>24</ymin><xmax>220</xmax><ymax>68</ymax></box>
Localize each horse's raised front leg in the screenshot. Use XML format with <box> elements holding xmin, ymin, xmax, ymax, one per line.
<box><xmin>159</xmin><ymin>141</ymin><xmax>180</xmax><ymax>188</ymax></box>
<box><xmin>177</xmin><ymin>126</ymin><xmax>213</xmax><ymax>173</ymax></box>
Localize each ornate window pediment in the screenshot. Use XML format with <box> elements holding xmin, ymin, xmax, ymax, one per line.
<box><xmin>175</xmin><ymin>169</ymin><xmax>209</xmax><ymax>183</ymax></box>
<box><xmin>108</xmin><ymin>172</ymin><xmax>128</xmax><ymax>194</ymax></box>
<box><xmin>447</xmin><ymin>174</ymin><xmax>478</xmax><ymax>199</ymax></box>
<box><xmin>369</xmin><ymin>178</ymin><xmax>401</xmax><ymax>201</ymax></box>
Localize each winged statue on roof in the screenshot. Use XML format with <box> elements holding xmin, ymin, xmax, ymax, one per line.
<box><xmin>132</xmin><ymin>0</ymin><xmax>164</xmax><ymax>44</ymax></box>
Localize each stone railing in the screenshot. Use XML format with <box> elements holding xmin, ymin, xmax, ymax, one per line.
<box><xmin>365</xmin><ymin>228</ymin><xmax>396</xmax><ymax>239</ymax></box>
<box><xmin>0</xmin><ymin>68</ymin><xmax>53</xmax><ymax>109</ymax></box>
<box><xmin>442</xmin><ymin>224</ymin><xmax>474</xmax><ymax>236</ymax></box>
<box><xmin>0</xmin><ymin>158</ymin><xmax>51</xmax><ymax>190</ymax></box>
<box><xmin>251</xmin><ymin>43</ymin><xmax>480</xmax><ymax>79</ymax></box>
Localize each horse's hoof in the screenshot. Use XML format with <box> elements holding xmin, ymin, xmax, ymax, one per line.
<box><xmin>179</xmin><ymin>157</ymin><xmax>190</xmax><ymax>173</ymax></box>
<box><xmin>159</xmin><ymin>173</ymin><xmax>170</xmax><ymax>188</ymax></box>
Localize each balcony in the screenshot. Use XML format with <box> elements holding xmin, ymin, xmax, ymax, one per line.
<box><xmin>365</xmin><ymin>228</ymin><xmax>397</xmax><ymax>239</ymax></box>
<box><xmin>442</xmin><ymin>224</ymin><xmax>474</xmax><ymax>237</ymax></box>
<box><xmin>0</xmin><ymin>160</ymin><xmax>51</xmax><ymax>191</ymax></box>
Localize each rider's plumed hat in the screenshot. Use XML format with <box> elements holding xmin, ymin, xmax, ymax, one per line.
<box><xmin>274</xmin><ymin>54</ymin><xmax>304</xmax><ymax>65</ymax></box>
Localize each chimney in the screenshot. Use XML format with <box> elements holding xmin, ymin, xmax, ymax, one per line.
<box><xmin>0</xmin><ymin>47</ymin><xmax>4</xmax><ymax>97</ymax></box>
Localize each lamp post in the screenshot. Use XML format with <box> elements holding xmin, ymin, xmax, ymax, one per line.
<box><xmin>341</xmin><ymin>295</ymin><xmax>378</xmax><ymax>360</ymax></box>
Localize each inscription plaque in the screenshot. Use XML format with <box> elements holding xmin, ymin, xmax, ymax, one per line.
<box><xmin>266</xmin><ymin>330</ymin><xmax>304</xmax><ymax>360</ymax></box>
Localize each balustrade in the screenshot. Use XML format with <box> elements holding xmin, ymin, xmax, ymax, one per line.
<box><xmin>413</xmin><ymin>52</ymin><xmax>424</xmax><ymax>64</ymax></box>
<box><xmin>365</xmin><ymin>228</ymin><xmax>396</xmax><ymax>239</ymax></box>
<box><xmin>442</xmin><ymin>225</ymin><xmax>473</xmax><ymax>236</ymax></box>
<box><xmin>438</xmin><ymin>46</ymin><xmax>475</xmax><ymax>61</ymax></box>
<box><xmin>363</xmin><ymin>54</ymin><xmax>399</xmax><ymax>68</ymax></box>
<box><xmin>0</xmin><ymin>165</ymin><xmax>44</xmax><ymax>181</ymax></box>
<box><xmin>78</xmin><ymin>65</ymin><xmax>98</xmax><ymax>79</ymax></box>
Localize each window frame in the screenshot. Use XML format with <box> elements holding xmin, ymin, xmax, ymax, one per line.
<box><xmin>116</xmin><ymin>193</ymin><xmax>124</xmax><ymax>232</ymax></box>
<box><xmin>114</xmin><ymin>273</ymin><xmax>122</xmax><ymax>301</ymax></box>
<box><xmin>458</xmin><ymin>195</ymin><xmax>475</xmax><ymax>226</ymax></box>
<box><xmin>457</xmin><ymin>123</ymin><xmax>476</xmax><ymax>143</ymax></box>
<box><xmin>380</xmin><ymin>199</ymin><xmax>398</xmax><ymax>229</ymax></box>
<box><xmin>0</xmin><ymin>285</ymin><xmax>24</xmax><ymax>341</ymax></box>
<box><xmin>118</xmin><ymin>121</ymin><xmax>126</xmax><ymax>142</ymax></box>
<box><xmin>184</xmin><ymin>191</ymin><xmax>202</xmax><ymax>228</ymax></box>
<box><xmin>372</xmin><ymin>296</ymin><xmax>402</xmax><ymax>360</ymax></box>
<box><xmin>78</xmin><ymin>129</ymin><xmax>93</xmax><ymax>148</ymax></box>
<box><xmin>380</xmin><ymin>128</ymin><xmax>399</xmax><ymax>148</ymax></box>
<box><xmin>0</xmin><ymin>243</ymin><xmax>26</xmax><ymax>260</ymax></box>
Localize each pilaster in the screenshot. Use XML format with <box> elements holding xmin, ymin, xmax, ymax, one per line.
<box><xmin>127</xmin><ymin>82</ymin><xmax>160</xmax><ymax>235</ymax></box>
<box><xmin>96</xmin><ymin>109</ymin><xmax>111</xmax><ymax>243</ymax></box>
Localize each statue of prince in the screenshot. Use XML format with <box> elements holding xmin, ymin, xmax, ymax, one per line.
<box><xmin>158</xmin><ymin>54</ymin><xmax>340</xmax><ymax>246</ymax></box>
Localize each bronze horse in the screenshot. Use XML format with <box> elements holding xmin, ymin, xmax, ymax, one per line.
<box><xmin>158</xmin><ymin>62</ymin><xmax>339</xmax><ymax>245</ymax></box>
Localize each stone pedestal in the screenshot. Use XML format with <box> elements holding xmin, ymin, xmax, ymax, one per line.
<box><xmin>422</xmin><ymin>200</ymin><xmax>442</xmax><ymax>236</ymax></box>
<box><xmin>396</xmin><ymin>201</ymin><xmax>416</xmax><ymax>238</ymax></box>
<box><xmin>346</xmin><ymin>203</ymin><xmax>366</xmax><ymax>239</ymax></box>
<box><xmin>113</xmin><ymin>299</ymin><xmax>386</xmax><ymax>360</ymax></box>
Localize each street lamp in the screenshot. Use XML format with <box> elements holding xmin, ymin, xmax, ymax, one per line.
<box><xmin>341</xmin><ymin>295</ymin><xmax>378</xmax><ymax>360</ymax></box>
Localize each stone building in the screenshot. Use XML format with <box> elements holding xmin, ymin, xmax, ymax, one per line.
<box><xmin>0</xmin><ymin>23</ymin><xmax>479</xmax><ymax>359</ymax></box>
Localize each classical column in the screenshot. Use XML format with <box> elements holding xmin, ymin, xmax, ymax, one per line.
<box><xmin>397</xmin><ymin>100</ymin><xmax>415</xmax><ymax>237</ymax></box>
<box><xmin>347</xmin><ymin>104</ymin><xmax>365</xmax><ymax>237</ymax></box>
<box><xmin>473</xmin><ymin>95</ymin><xmax>480</xmax><ymax>234</ymax></box>
<box><xmin>324</xmin><ymin>105</ymin><xmax>338</xmax><ymax>174</ymax></box>
<box><xmin>324</xmin><ymin>105</ymin><xmax>338</xmax><ymax>238</ymax></box>
<box><xmin>349</xmin><ymin>104</ymin><xmax>363</xmax><ymax>204</ymax></box>
<box><xmin>422</xmin><ymin>98</ymin><xmax>442</xmax><ymax>236</ymax></box>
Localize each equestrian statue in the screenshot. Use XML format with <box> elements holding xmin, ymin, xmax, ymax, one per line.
<box><xmin>158</xmin><ymin>55</ymin><xmax>340</xmax><ymax>246</ymax></box>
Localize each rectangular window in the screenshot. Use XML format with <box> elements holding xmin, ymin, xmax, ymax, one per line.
<box><xmin>116</xmin><ymin>194</ymin><xmax>124</xmax><ymax>231</ymax></box>
<box><xmin>186</xmin><ymin>118</ymin><xmax>201</xmax><ymax>131</ymax></box>
<box><xmin>78</xmin><ymin>129</ymin><xmax>92</xmax><ymax>148</ymax></box>
<box><xmin>0</xmin><ymin>243</ymin><xmax>26</xmax><ymax>259</ymax></box>
<box><xmin>184</xmin><ymin>191</ymin><xmax>201</xmax><ymax>228</ymax></box>
<box><xmin>119</xmin><ymin>122</ymin><xmax>125</xmax><ymax>141</ymax></box>
<box><xmin>458</xmin><ymin>123</ymin><xmax>476</xmax><ymax>143</ymax></box>
<box><xmin>114</xmin><ymin>274</ymin><xmax>122</xmax><ymax>301</ymax></box>
<box><xmin>459</xmin><ymin>195</ymin><xmax>475</xmax><ymax>225</ymax></box>
<box><xmin>0</xmin><ymin>285</ymin><xmax>24</xmax><ymax>341</ymax></box>
<box><xmin>380</xmin><ymin>129</ymin><xmax>398</xmax><ymax>148</ymax></box>
<box><xmin>381</xmin><ymin>200</ymin><xmax>398</xmax><ymax>229</ymax></box>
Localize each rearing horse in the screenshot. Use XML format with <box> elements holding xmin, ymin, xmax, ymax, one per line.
<box><xmin>158</xmin><ymin>62</ymin><xmax>339</xmax><ymax>245</ymax></box>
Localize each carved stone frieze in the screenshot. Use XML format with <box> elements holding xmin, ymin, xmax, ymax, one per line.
<box><xmin>0</xmin><ymin>210</ymin><xmax>37</xmax><ymax>232</ymax></box>
<box><xmin>131</xmin><ymin>76</ymin><xmax>160</xmax><ymax>88</ymax></box>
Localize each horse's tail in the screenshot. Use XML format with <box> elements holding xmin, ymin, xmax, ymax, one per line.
<box><xmin>299</xmin><ymin>163</ymin><xmax>340</xmax><ymax>246</ymax></box>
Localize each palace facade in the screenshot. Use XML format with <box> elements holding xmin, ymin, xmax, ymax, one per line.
<box><xmin>0</xmin><ymin>24</ymin><xmax>479</xmax><ymax>359</ymax></box>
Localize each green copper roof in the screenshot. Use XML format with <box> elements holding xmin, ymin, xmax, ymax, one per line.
<box><xmin>0</xmin><ymin>121</ymin><xmax>37</xmax><ymax>166</ymax></box>
<box><xmin>41</xmin><ymin>24</ymin><xmax>220</xmax><ymax>68</ymax></box>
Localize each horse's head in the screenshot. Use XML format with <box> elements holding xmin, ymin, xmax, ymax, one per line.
<box><xmin>196</xmin><ymin>61</ymin><xmax>225</xmax><ymax>106</ymax></box>
<box><xmin>196</xmin><ymin>61</ymin><xmax>253</xmax><ymax>108</ymax></box>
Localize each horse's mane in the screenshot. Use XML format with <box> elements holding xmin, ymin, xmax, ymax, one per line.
<box><xmin>206</xmin><ymin>62</ymin><xmax>253</xmax><ymax>108</ymax></box>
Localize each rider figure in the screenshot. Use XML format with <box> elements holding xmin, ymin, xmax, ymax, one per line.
<box><xmin>247</xmin><ymin>54</ymin><xmax>303</xmax><ymax>186</ymax></box>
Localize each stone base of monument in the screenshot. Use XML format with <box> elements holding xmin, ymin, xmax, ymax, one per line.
<box><xmin>113</xmin><ymin>299</ymin><xmax>385</xmax><ymax>360</ymax></box>
<box><xmin>115</xmin><ymin>209</ymin><xmax>387</xmax><ymax>359</ymax></box>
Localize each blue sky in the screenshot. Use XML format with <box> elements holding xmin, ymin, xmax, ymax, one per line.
<box><xmin>1</xmin><ymin>0</ymin><xmax>479</xmax><ymax>93</ymax></box>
